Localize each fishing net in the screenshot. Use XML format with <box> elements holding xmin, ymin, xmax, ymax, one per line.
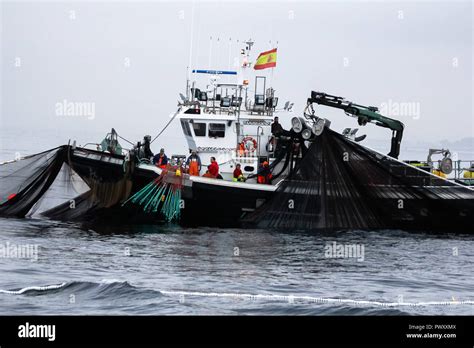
<box><xmin>27</xmin><ymin>162</ymin><xmax>90</xmax><ymax>218</ymax></box>
<box><xmin>0</xmin><ymin>147</ymin><xmax>68</xmax><ymax>217</ymax></box>
<box><xmin>122</xmin><ymin>166</ymin><xmax>184</xmax><ymax>222</ymax></box>
<box><xmin>0</xmin><ymin>145</ymin><xmax>133</xmax><ymax>221</ymax></box>
<box><xmin>41</xmin><ymin>178</ymin><xmax>134</xmax><ymax>221</ymax></box>
<box><xmin>41</xmin><ymin>154</ymin><xmax>134</xmax><ymax>221</ymax></box>
<box><xmin>245</xmin><ymin>128</ymin><xmax>474</xmax><ymax>232</ymax></box>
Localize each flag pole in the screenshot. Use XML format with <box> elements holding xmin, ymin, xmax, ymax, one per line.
<box><xmin>271</xmin><ymin>67</ymin><xmax>274</xmax><ymax>92</ymax></box>
<box><xmin>187</xmin><ymin>0</ymin><xmax>195</xmax><ymax>82</ymax></box>
<box><xmin>273</xmin><ymin>41</ymin><xmax>278</xmax><ymax>90</ymax></box>
<box><xmin>186</xmin><ymin>0</ymin><xmax>196</xmax><ymax>100</ymax></box>
<box><xmin>271</xmin><ymin>41</ymin><xmax>278</xmax><ymax>99</ymax></box>
<box><xmin>208</xmin><ymin>36</ymin><xmax>213</xmax><ymax>69</ymax></box>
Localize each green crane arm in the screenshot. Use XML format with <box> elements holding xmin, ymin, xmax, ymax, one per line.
<box><xmin>307</xmin><ymin>91</ymin><xmax>405</xmax><ymax>159</ymax></box>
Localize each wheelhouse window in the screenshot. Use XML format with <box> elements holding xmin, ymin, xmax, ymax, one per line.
<box><xmin>181</xmin><ymin>120</ymin><xmax>192</xmax><ymax>136</ymax></box>
<box><xmin>208</xmin><ymin>123</ymin><xmax>226</xmax><ymax>138</ymax></box>
<box><xmin>192</xmin><ymin>122</ymin><xmax>206</xmax><ymax>137</ymax></box>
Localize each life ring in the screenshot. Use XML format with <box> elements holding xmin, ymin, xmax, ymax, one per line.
<box><xmin>240</xmin><ymin>137</ymin><xmax>258</xmax><ymax>153</ymax></box>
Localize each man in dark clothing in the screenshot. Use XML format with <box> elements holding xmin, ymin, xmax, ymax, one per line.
<box><xmin>271</xmin><ymin>117</ymin><xmax>288</xmax><ymax>156</ymax></box>
<box><xmin>153</xmin><ymin>148</ymin><xmax>168</xmax><ymax>168</ymax></box>
<box><xmin>142</xmin><ymin>135</ymin><xmax>154</xmax><ymax>159</ymax></box>
<box><xmin>271</xmin><ymin>117</ymin><xmax>284</xmax><ymax>136</ymax></box>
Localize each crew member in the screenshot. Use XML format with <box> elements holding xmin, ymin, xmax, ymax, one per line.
<box><xmin>257</xmin><ymin>161</ymin><xmax>272</xmax><ymax>184</ymax></box>
<box><xmin>142</xmin><ymin>135</ymin><xmax>154</xmax><ymax>159</ymax></box>
<box><xmin>186</xmin><ymin>150</ymin><xmax>202</xmax><ymax>176</ymax></box>
<box><xmin>153</xmin><ymin>148</ymin><xmax>168</xmax><ymax>169</ymax></box>
<box><xmin>208</xmin><ymin>157</ymin><xmax>223</xmax><ymax>179</ymax></box>
<box><xmin>271</xmin><ymin>117</ymin><xmax>284</xmax><ymax>136</ymax></box>
<box><xmin>202</xmin><ymin>170</ymin><xmax>214</xmax><ymax>178</ymax></box>
<box><xmin>233</xmin><ymin>163</ymin><xmax>246</xmax><ymax>182</ymax></box>
<box><xmin>238</xmin><ymin>142</ymin><xmax>246</xmax><ymax>156</ymax></box>
<box><xmin>270</xmin><ymin>117</ymin><xmax>289</xmax><ymax>156</ymax></box>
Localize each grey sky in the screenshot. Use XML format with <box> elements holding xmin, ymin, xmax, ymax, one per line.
<box><xmin>1</xmin><ymin>0</ymin><xmax>472</xmax><ymax>157</ymax></box>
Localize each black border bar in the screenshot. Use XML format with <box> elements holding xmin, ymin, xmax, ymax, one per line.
<box><xmin>0</xmin><ymin>315</ymin><xmax>472</xmax><ymax>346</ymax></box>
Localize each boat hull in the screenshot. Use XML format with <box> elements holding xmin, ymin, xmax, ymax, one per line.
<box><xmin>67</xmin><ymin>147</ymin><xmax>272</xmax><ymax>226</ymax></box>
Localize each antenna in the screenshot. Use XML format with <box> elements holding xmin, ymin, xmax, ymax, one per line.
<box><xmin>208</xmin><ymin>36</ymin><xmax>213</xmax><ymax>69</ymax></box>
<box><xmin>186</xmin><ymin>0</ymin><xmax>196</xmax><ymax>100</ymax></box>
<box><xmin>228</xmin><ymin>37</ymin><xmax>232</xmax><ymax>70</ymax></box>
<box><xmin>216</xmin><ymin>37</ymin><xmax>221</xmax><ymax>69</ymax></box>
<box><xmin>245</xmin><ymin>39</ymin><xmax>254</xmax><ymax>55</ymax></box>
<box><xmin>187</xmin><ymin>0</ymin><xmax>196</xmax><ymax>80</ymax></box>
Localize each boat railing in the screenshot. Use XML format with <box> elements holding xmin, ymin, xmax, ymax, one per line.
<box><xmin>435</xmin><ymin>159</ymin><xmax>474</xmax><ymax>182</ymax></box>
<box><xmin>81</xmin><ymin>142</ymin><xmax>101</xmax><ymax>150</ymax></box>
<box><xmin>187</xmin><ymin>89</ymin><xmax>276</xmax><ymax>117</ymax></box>
<box><xmin>396</xmin><ymin>159</ymin><xmax>474</xmax><ymax>185</ymax></box>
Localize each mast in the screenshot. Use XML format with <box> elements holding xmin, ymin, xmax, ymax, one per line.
<box><xmin>186</xmin><ymin>1</ymin><xmax>196</xmax><ymax>101</ymax></box>
<box><xmin>235</xmin><ymin>39</ymin><xmax>254</xmax><ymax>149</ymax></box>
<box><xmin>242</xmin><ymin>39</ymin><xmax>253</xmax><ymax>108</ymax></box>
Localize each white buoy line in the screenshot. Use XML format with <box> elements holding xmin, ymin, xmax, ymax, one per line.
<box><xmin>159</xmin><ymin>290</ymin><xmax>474</xmax><ymax>307</ymax></box>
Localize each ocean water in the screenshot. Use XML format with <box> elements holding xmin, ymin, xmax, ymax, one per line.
<box><xmin>0</xmin><ymin>129</ymin><xmax>473</xmax><ymax>315</ymax></box>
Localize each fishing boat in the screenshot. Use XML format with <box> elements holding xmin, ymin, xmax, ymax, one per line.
<box><xmin>1</xmin><ymin>41</ymin><xmax>473</xmax><ymax>232</ymax></box>
<box><xmin>54</xmin><ymin>41</ymin><xmax>295</xmax><ymax>225</ymax></box>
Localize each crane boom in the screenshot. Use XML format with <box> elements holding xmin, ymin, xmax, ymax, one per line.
<box><xmin>307</xmin><ymin>91</ymin><xmax>405</xmax><ymax>159</ymax></box>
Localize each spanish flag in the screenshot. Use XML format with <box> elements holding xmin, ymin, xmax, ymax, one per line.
<box><xmin>254</xmin><ymin>48</ymin><xmax>277</xmax><ymax>70</ymax></box>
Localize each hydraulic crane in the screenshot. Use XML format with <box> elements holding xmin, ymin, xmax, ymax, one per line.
<box><xmin>307</xmin><ymin>91</ymin><xmax>405</xmax><ymax>159</ymax></box>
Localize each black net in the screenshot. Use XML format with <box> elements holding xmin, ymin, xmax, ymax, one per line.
<box><xmin>0</xmin><ymin>147</ymin><xmax>68</xmax><ymax>217</ymax></box>
<box><xmin>27</xmin><ymin>162</ymin><xmax>90</xmax><ymax>218</ymax></box>
<box><xmin>41</xmin><ymin>172</ymin><xmax>133</xmax><ymax>221</ymax></box>
<box><xmin>0</xmin><ymin>145</ymin><xmax>133</xmax><ymax>220</ymax></box>
<box><xmin>245</xmin><ymin>129</ymin><xmax>474</xmax><ymax>232</ymax></box>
